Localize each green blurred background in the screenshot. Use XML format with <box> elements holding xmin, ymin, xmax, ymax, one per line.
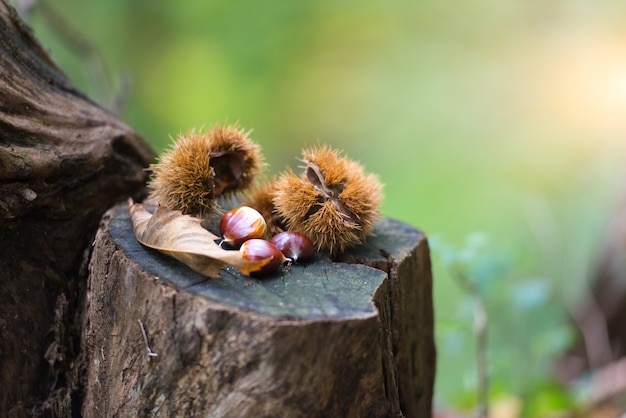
<box><xmin>18</xmin><ymin>0</ymin><xmax>626</xmax><ymax>412</ymax></box>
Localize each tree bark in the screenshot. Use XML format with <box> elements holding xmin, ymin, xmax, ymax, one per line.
<box><xmin>82</xmin><ymin>204</ymin><xmax>435</xmax><ymax>417</ymax></box>
<box><xmin>0</xmin><ymin>1</ymin><xmax>154</xmax><ymax>415</ymax></box>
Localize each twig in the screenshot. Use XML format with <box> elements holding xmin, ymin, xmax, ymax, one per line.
<box><xmin>473</xmin><ymin>294</ymin><xmax>488</xmax><ymax>418</ymax></box>
<box><xmin>590</xmin><ymin>357</ymin><xmax>626</xmax><ymax>404</ymax></box>
<box><xmin>570</xmin><ymin>293</ymin><xmax>613</xmax><ymax>371</ymax></box>
<box><xmin>453</xmin><ymin>267</ymin><xmax>489</xmax><ymax>418</ymax></box>
<box><xmin>575</xmin><ymin>357</ymin><xmax>626</xmax><ymax>416</ymax></box>
<box><xmin>522</xmin><ymin>195</ymin><xmax>613</xmax><ymax>375</ymax></box>
<box><xmin>137</xmin><ymin>319</ymin><xmax>158</xmax><ymax>358</ymax></box>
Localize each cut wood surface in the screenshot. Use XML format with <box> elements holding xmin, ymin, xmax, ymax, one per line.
<box><xmin>0</xmin><ymin>1</ymin><xmax>154</xmax><ymax>415</ymax></box>
<box><xmin>82</xmin><ymin>204</ymin><xmax>435</xmax><ymax>417</ymax></box>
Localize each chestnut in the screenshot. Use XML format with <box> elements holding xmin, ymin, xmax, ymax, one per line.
<box><xmin>220</xmin><ymin>206</ymin><xmax>267</xmax><ymax>247</ymax></box>
<box><xmin>270</xmin><ymin>231</ymin><xmax>315</xmax><ymax>263</ymax></box>
<box><xmin>240</xmin><ymin>239</ymin><xmax>288</xmax><ymax>276</ymax></box>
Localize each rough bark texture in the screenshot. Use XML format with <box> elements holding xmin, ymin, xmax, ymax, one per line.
<box><xmin>82</xmin><ymin>204</ymin><xmax>435</xmax><ymax>417</ymax></box>
<box><xmin>0</xmin><ymin>2</ymin><xmax>154</xmax><ymax>415</ymax></box>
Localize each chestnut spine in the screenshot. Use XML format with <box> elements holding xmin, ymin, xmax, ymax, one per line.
<box><xmin>272</xmin><ymin>144</ymin><xmax>383</xmax><ymax>255</ymax></box>
<box><xmin>148</xmin><ymin>123</ymin><xmax>264</xmax><ymax>218</ymax></box>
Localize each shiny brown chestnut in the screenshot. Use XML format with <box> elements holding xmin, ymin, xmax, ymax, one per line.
<box><xmin>220</xmin><ymin>206</ymin><xmax>267</xmax><ymax>247</ymax></box>
<box><xmin>270</xmin><ymin>231</ymin><xmax>315</xmax><ymax>263</ymax></box>
<box><xmin>240</xmin><ymin>239</ymin><xmax>288</xmax><ymax>276</ymax></box>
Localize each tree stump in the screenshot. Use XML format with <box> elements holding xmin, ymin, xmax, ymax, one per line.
<box><xmin>0</xmin><ymin>1</ymin><xmax>154</xmax><ymax>415</ymax></box>
<box><xmin>82</xmin><ymin>204</ymin><xmax>435</xmax><ymax>417</ymax></box>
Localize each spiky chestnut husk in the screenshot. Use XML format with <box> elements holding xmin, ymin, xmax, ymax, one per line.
<box><xmin>273</xmin><ymin>145</ymin><xmax>383</xmax><ymax>255</ymax></box>
<box><xmin>207</xmin><ymin>124</ymin><xmax>265</xmax><ymax>196</ymax></box>
<box><xmin>242</xmin><ymin>179</ymin><xmax>286</xmax><ymax>238</ymax></box>
<box><xmin>148</xmin><ymin>124</ymin><xmax>264</xmax><ymax>217</ymax></box>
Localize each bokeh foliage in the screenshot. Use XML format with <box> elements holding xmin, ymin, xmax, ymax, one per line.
<box><xmin>19</xmin><ymin>0</ymin><xmax>626</xmax><ymax>411</ymax></box>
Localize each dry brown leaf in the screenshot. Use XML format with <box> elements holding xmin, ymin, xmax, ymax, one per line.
<box><xmin>129</xmin><ymin>200</ymin><xmax>271</xmax><ymax>278</ymax></box>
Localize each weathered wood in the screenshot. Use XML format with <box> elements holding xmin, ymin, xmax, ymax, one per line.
<box><xmin>82</xmin><ymin>204</ymin><xmax>435</xmax><ymax>417</ymax></box>
<box><xmin>0</xmin><ymin>1</ymin><xmax>154</xmax><ymax>415</ymax></box>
